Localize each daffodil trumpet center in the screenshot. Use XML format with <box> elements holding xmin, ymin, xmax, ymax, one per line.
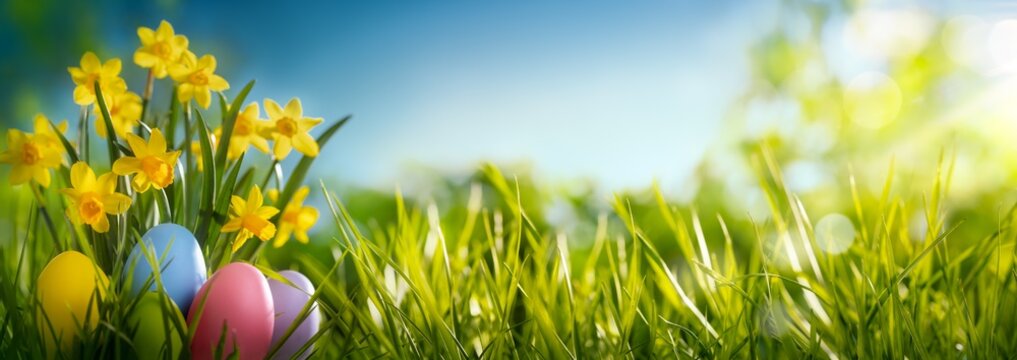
<box><xmin>235</xmin><ymin>118</ymin><xmax>253</xmax><ymax>136</ymax></box>
<box><xmin>189</xmin><ymin>71</ymin><xmax>209</xmax><ymax>86</ymax></box>
<box><xmin>79</xmin><ymin>193</ymin><xmax>105</xmax><ymax>224</ymax></box>
<box><xmin>153</xmin><ymin>42</ymin><xmax>171</xmax><ymax>58</ymax></box>
<box><xmin>277</xmin><ymin>117</ymin><xmax>298</xmax><ymax>137</ymax></box>
<box><xmin>21</xmin><ymin>142</ymin><xmax>41</xmax><ymax>165</ymax></box>
<box><xmin>141</xmin><ymin>156</ymin><xmax>173</xmax><ymax>188</ymax></box>
<box><xmin>282</xmin><ymin>210</ymin><xmax>299</xmax><ymax>224</ymax></box>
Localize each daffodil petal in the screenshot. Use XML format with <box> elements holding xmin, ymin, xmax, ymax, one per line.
<box><xmin>138</xmin><ymin>27</ymin><xmax>156</xmax><ymax>45</ymax></box>
<box><xmin>73</xmin><ymin>86</ymin><xmax>93</xmax><ymax>105</ymax></box>
<box><xmin>273</xmin><ymin>136</ymin><xmax>292</xmax><ymax>159</ymax></box>
<box><xmin>172</xmin><ymin>34</ymin><xmax>188</xmax><ymax>49</ymax></box>
<box><xmin>293</xmin><ymin>186</ymin><xmax>310</xmax><ymax>204</ymax></box>
<box><xmin>295</xmin><ymin>231</ymin><xmax>310</xmax><ymax>244</ymax></box>
<box><xmin>102</xmin><ymin>193</ymin><xmax>132</xmax><ymax>214</ymax></box>
<box><xmin>194</xmin><ymin>87</ymin><xmax>211</xmax><ymax>109</ymax></box>
<box><xmin>231</xmin><ymin>234</ymin><xmax>250</xmax><ymax>253</ymax></box>
<box><xmin>257</xmin><ymin>223</ymin><xmax>277</xmax><ymax>240</ymax></box>
<box><xmin>124</xmin><ymin>133</ymin><xmax>150</xmax><ymax>157</ymax></box>
<box><xmin>149</xmin><ymin>129</ymin><xmax>167</xmax><ymax>153</ymax></box>
<box><xmin>208</xmin><ymin>75</ymin><xmax>229</xmax><ymax>91</ymax></box>
<box><xmin>177</xmin><ymin>83</ymin><xmax>195</xmax><ymax>102</ymax></box>
<box><xmin>134</xmin><ymin>51</ymin><xmax>160</xmax><ymax>68</ymax></box>
<box><xmin>263</xmin><ymin>99</ymin><xmax>284</xmax><ymax>119</ymax></box>
<box><xmin>93</xmin><ymin>215</ymin><xmax>110</xmax><ymax>233</ymax></box>
<box><xmin>292</xmin><ymin>132</ymin><xmax>319</xmax><ymax>157</ymax></box>
<box><xmin>298</xmin><ymin>117</ymin><xmax>323</xmax><ymax>130</ymax></box>
<box><xmin>81</xmin><ymin>52</ymin><xmax>101</xmax><ymax>72</ymax></box>
<box><xmin>248</xmin><ymin>186</ymin><xmax>263</xmax><ymax>209</ymax></box>
<box><xmin>284</xmin><ymin>98</ymin><xmax>303</xmax><ymax>119</ymax></box>
<box><xmin>70</xmin><ymin>162</ymin><xmax>93</xmax><ymax>190</ymax></box>
<box><xmin>112</xmin><ymin>157</ymin><xmax>142</xmax><ymax>175</ymax></box>
<box><xmin>222</xmin><ymin>218</ymin><xmax>243</xmax><ymax>232</ymax></box>
<box><xmin>96</xmin><ymin>173</ymin><xmax>117</xmax><ymax>195</ymax></box>
<box><xmin>102</xmin><ymin>58</ymin><xmax>122</xmax><ymax>77</ymax></box>
<box><xmin>230</xmin><ymin>195</ymin><xmax>247</xmax><ymax>215</ymax></box>
<box><xmin>33</xmin><ymin>167</ymin><xmax>51</xmax><ymax>188</ymax></box>
<box><xmin>61</xmin><ymin>188</ymin><xmax>81</xmax><ymax>200</ymax></box>
<box><xmin>254</xmin><ymin>206</ymin><xmax>279</xmax><ymax>219</ymax></box>
<box><xmin>243</xmin><ymin>103</ymin><xmax>260</xmax><ymax>119</ymax></box>
<box><xmin>274</xmin><ymin>225</ymin><xmax>293</xmax><ymax>248</ymax></box>
<box><xmin>156</xmin><ymin>20</ymin><xmax>174</xmax><ymax>39</ymax></box>
<box><xmin>250</xmin><ymin>135</ymin><xmax>270</xmax><ymax>154</ymax></box>
<box><xmin>198</xmin><ymin>54</ymin><xmax>216</xmax><ymax>71</ymax></box>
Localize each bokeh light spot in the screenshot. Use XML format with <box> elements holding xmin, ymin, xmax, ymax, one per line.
<box><xmin>815</xmin><ymin>213</ymin><xmax>855</xmax><ymax>254</ymax></box>
<box><xmin>989</xmin><ymin>19</ymin><xmax>1017</xmax><ymax>72</ymax></box>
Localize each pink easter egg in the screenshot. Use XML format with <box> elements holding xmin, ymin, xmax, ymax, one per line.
<box><xmin>187</xmin><ymin>263</ymin><xmax>274</xmax><ymax>360</ymax></box>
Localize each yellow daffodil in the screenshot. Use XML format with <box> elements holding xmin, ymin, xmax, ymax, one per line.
<box><xmin>264</xmin><ymin>98</ymin><xmax>322</xmax><ymax>160</ymax></box>
<box><xmin>61</xmin><ymin>162</ymin><xmax>131</xmax><ymax>233</ymax></box>
<box><xmin>0</xmin><ymin>130</ymin><xmax>62</xmax><ymax>187</ymax></box>
<box><xmin>94</xmin><ymin>90</ymin><xmax>142</xmax><ymax>139</ymax></box>
<box><xmin>68</xmin><ymin>52</ymin><xmax>127</xmax><ymax>106</ymax></box>
<box><xmin>222</xmin><ymin>185</ymin><xmax>279</xmax><ymax>253</ymax></box>
<box><xmin>226</xmin><ymin>103</ymin><xmax>271</xmax><ymax>159</ymax></box>
<box><xmin>271</xmin><ymin>186</ymin><xmax>319</xmax><ymax>247</ymax></box>
<box><xmin>0</xmin><ymin>114</ymin><xmax>67</xmax><ymax>187</ymax></box>
<box><xmin>134</xmin><ymin>20</ymin><xmax>189</xmax><ymax>79</ymax></box>
<box><xmin>169</xmin><ymin>52</ymin><xmax>229</xmax><ymax>109</ymax></box>
<box><xmin>113</xmin><ymin>129</ymin><xmax>181</xmax><ymax>192</ymax></box>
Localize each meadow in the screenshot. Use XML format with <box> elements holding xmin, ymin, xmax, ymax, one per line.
<box><xmin>4</xmin><ymin>4</ymin><xmax>1017</xmax><ymax>359</ymax></box>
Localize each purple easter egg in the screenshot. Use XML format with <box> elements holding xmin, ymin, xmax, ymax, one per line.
<box><xmin>268</xmin><ymin>270</ymin><xmax>320</xmax><ymax>359</ymax></box>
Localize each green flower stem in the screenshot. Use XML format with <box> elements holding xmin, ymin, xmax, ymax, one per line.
<box><xmin>181</xmin><ymin>101</ymin><xmax>193</xmax><ymax>225</ymax></box>
<box><xmin>29</xmin><ymin>183</ymin><xmax>60</xmax><ymax>251</ymax></box>
<box><xmin>138</xmin><ymin>69</ymin><xmax>154</xmax><ymax>134</ymax></box>
<box><xmin>245</xmin><ymin>238</ymin><xmax>269</xmax><ymax>263</ymax></box>
<box><xmin>79</xmin><ymin>106</ymin><xmax>90</xmax><ymax>164</ymax></box>
<box><xmin>259</xmin><ymin>159</ymin><xmax>279</xmax><ymax>190</ymax></box>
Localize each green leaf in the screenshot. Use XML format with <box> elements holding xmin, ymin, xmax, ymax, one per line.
<box><xmin>205</xmin><ymin>153</ymin><xmax>244</xmax><ymax>258</ymax></box>
<box><xmin>194</xmin><ymin>110</ymin><xmax>217</xmax><ymax>245</ymax></box>
<box><xmin>166</xmin><ymin>86</ymin><xmax>180</xmax><ymax>148</ymax></box>
<box><xmin>213</xmin><ymin>80</ymin><xmax>255</xmax><ymax>176</ymax></box>
<box><xmin>93</xmin><ymin>82</ymin><xmax>121</xmax><ymax>167</ymax></box>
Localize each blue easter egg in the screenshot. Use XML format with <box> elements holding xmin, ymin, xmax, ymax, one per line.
<box><xmin>126</xmin><ymin>223</ymin><xmax>207</xmax><ymax>313</ymax></box>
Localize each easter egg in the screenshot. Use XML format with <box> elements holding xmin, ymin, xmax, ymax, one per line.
<box><xmin>128</xmin><ymin>292</ymin><xmax>185</xmax><ymax>360</ymax></box>
<box><xmin>126</xmin><ymin>223</ymin><xmax>207</xmax><ymax>313</ymax></box>
<box><xmin>268</xmin><ymin>270</ymin><xmax>321</xmax><ymax>360</ymax></box>
<box><xmin>187</xmin><ymin>263</ymin><xmax>274</xmax><ymax>360</ymax></box>
<box><xmin>36</xmin><ymin>251</ymin><xmax>109</xmax><ymax>350</ymax></box>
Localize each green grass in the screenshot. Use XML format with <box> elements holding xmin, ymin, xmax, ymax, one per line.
<box><xmin>1</xmin><ymin>5</ymin><xmax>1015</xmax><ymax>356</ymax></box>
<box><xmin>4</xmin><ymin>111</ymin><xmax>1017</xmax><ymax>358</ymax></box>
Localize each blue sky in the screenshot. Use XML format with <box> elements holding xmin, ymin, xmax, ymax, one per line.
<box><xmin>205</xmin><ymin>0</ymin><xmax>775</xmax><ymax>190</ymax></box>
<box><xmin>3</xmin><ymin>1</ymin><xmax>778</xmax><ymax>190</ymax></box>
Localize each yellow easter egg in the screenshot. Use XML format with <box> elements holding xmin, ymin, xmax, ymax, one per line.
<box><xmin>36</xmin><ymin>251</ymin><xmax>109</xmax><ymax>351</ymax></box>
